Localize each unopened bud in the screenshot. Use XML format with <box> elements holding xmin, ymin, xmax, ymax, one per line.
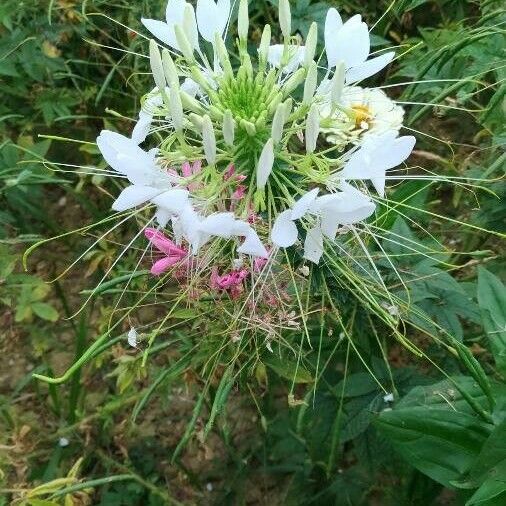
<box><xmin>305</xmin><ymin>104</ymin><xmax>320</xmax><ymax>154</ymax></box>
<box><xmin>180</xmin><ymin>90</ymin><xmax>205</xmax><ymax>114</ymax></box>
<box><xmin>303</xmin><ymin>61</ymin><xmax>318</xmax><ymax>104</ymax></box>
<box><xmin>283</xmin><ymin>98</ymin><xmax>293</xmax><ymax>122</ymax></box>
<box><xmin>258</xmin><ymin>24</ymin><xmax>271</xmax><ymax>66</ymax></box>
<box><xmin>149</xmin><ymin>40</ymin><xmax>166</xmax><ymax>92</ymax></box>
<box><xmin>240</xmin><ymin>119</ymin><xmax>257</xmax><ymax>136</ymax></box>
<box><xmin>238</xmin><ymin>0</ymin><xmax>249</xmax><ymax>42</ymax></box>
<box><xmin>214</xmin><ymin>33</ymin><xmax>233</xmax><ymax>76</ymax></box>
<box><xmin>223</xmin><ymin>110</ymin><xmax>235</xmax><ymax>146</ymax></box>
<box><xmin>331</xmin><ymin>61</ymin><xmax>345</xmax><ymax>105</ymax></box>
<box><xmin>175</xmin><ymin>25</ymin><xmax>194</xmax><ymax>61</ymax></box>
<box><xmin>304</xmin><ymin>23</ymin><xmax>318</xmax><ymax>67</ymax></box>
<box><xmin>183</xmin><ymin>4</ymin><xmax>198</xmax><ymax>50</ymax></box>
<box><xmin>170</xmin><ymin>87</ymin><xmax>184</xmax><ymax>132</ymax></box>
<box><xmin>279</xmin><ymin>0</ymin><xmax>291</xmax><ymax>39</ymax></box>
<box><xmin>283</xmin><ymin>68</ymin><xmax>306</xmax><ymax>96</ymax></box>
<box><xmin>189</xmin><ymin>113</ymin><xmax>204</xmax><ymax>130</ymax></box>
<box><xmin>256</xmin><ymin>138</ymin><xmax>274</xmax><ymax>189</ymax></box>
<box><xmin>271</xmin><ymin>103</ymin><xmax>286</xmax><ymax>144</ymax></box>
<box><xmin>162</xmin><ymin>49</ymin><xmax>179</xmax><ymax>88</ymax></box>
<box><xmin>202</xmin><ymin>115</ymin><xmax>216</xmax><ymax>165</ymax></box>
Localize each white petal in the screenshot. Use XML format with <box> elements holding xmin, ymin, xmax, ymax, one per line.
<box><xmin>165</xmin><ymin>0</ymin><xmax>186</xmax><ymax>24</ymax></box>
<box><xmin>199</xmin><ymin>212</ymin><xmax>237</xmax><ymax>238</ymax></box>
<box><xmin>304</xmin><ymin>225</ymin><xmax>324</xmax><ymax>264</ymax></box>
<box><xmin>179</xmin><ymin>205</ymin><xmax>205</xmax><ymax>253</ymax></box>
<box><xmin>155</xmin><ymin>207</ymin><xmax>172</xmax><ymax>227</ymax></box>
<box><xmin>181</xmin><ymin>78</ymin><xmax>201</xmax><ymax>97</ymax></box>
<box><xmin>141</xmin><ymin>19</ymin><xmax>179</xmax><ymax>50</ymax></box>
<box><xmin>238</xmin><ymin>229</ymin><xmax>269</xmax><ymax>258</ymax></box>
<box><xmin>97</xmin><ymin>130</ymin><xmax>160</xmax><ymax>185</ymax></box>
<box><xmin>112</xmin><ymin>185</ymin><xmax>160</xmax><ymax>211</ymax></box>
<box><xmin>325</xmin><ymin>8</ymin><xmax>343</xmax><ymax>68</ymax></box>
<box><xmin>323</xmin><ymin>185</ymin><xmax>376</xmax><ymax>225</ymax></box>
<box><xmin>271</xmin><ymin>210</ymin><xmax>298</xmax><ymax>248</ymax></box>
<box><xmin>267</xmin><ymin>44</ymin><xmax>306</xmax><ymax>74</ymax></box>
<box><xmin>335</xmin><ymin>20</ymin><xmax>369</xmax><ymax>69</ymax></box>
<box><xmin>131</xmin><ymin>113</ymin><xmax>152</xmax><ymax>145</ymax></box>
<box><xmin>345</xmin><ymin>52</ymin><xmax>395</xmax><ymax>83</ymax></box>
<box><xmin>291</xmin><ymin>188</ymin><xmax>320</xmax><ymax>220</ymax></box>
<box><xmin>256</xmin><ymin>138</ymin><xmax>274</xmax><ymax>189</ymax></box>
<box><xmin>374</xmin><ymin>135</ymin><xmax>416</xmax><ymax>171</ymax></box>
<box><xmin>196</xmin><ymin>0</ymin><xmax>229</xmax><ymax>43</ymax></box>
<box><xmin>151</xmin><ymin>188</ymin><xmax>190</xmax><ymax>213</ymax></box>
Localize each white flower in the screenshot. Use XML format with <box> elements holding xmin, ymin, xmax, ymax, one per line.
<box><xmin>142</xmin><ymin>0</ymin><xmax>198</xmax><ymax>52</ymax></box>
<box><xmin>267</xmin><ymin>44</ymin><xmax>306</xmax><ymax>75</ymax></box>
<box><xmin>256</xmin><ymin>138</ymin><xmax>274</xmax><ymax>189</ymax></box>
<box><xmin>339</xmin><ymin>132</ymin><xmax>416</xmax><ymax>196</ymax></box>
<box><xmin>324</xmin><ymin>8</ymin><xmax>395</xmax><ymax>83</ymax></box>
<box><xmin>271</xmin><ymin>185</ymin><xmax>376</xmax><ymax>263</ymax></box>
<box><xmin>196</xmin><ymin>0</ymin><xmax>231</xmax><ymax>43</ymax></box>
<box><xmin>320</xmin><ymin>86</ymin><xmax>405</xmax><ymax>144</ymax></box>
<box><xmin>96</xmin><ymin>130</ymin><xmax>195</xmax><ymax>218</ymax></box>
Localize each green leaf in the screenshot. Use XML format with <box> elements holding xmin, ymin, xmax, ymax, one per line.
<box><xmin>466</xmin><ymin>474</ymin><xmax>506</xmax><ymax>505</ymax></box>
<box><xmin>32</xmin><ymin>302</ymin><xmax>59</xmax><ymax>322</ymax></box>
<box><xmin>264</xmin><ymin>355</ymin><xmax>313</xmax><ymax>384</ymax></box>
<box><xmin>478</xmin><ymin>268</ymin><xmax>506</xmax><ymax>373</ymax></box>
<box><xmin>375</xmin><ymin>407</ymin><xmax>492</xmax><ymax>488</ymax></box>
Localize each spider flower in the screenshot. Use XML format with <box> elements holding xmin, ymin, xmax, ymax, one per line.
<box><xmin>96</xmin><ymin>0</ymin><xmax>416</xmax><ymax>302</ymax></box>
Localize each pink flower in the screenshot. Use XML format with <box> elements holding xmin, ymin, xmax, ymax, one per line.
<box><xmin>224</xmin><ymin>163</ymin><xmax>236</xmax><ymax>180</ymax></box>
<box><xmin>231</xmin><ymin>185</ymin><xmax>247</xmax><ymax>201</ymax></box>
<box><xmin>181</xmin><ymin>161</ymin><xmax>202</xmax><ymax>191</ymax></box>
<box><xmin>210</xmin><ymin>267</ymin><xmax>249</xmax><ymax>298</ymax></box>
<box><xmin>253</xmin><ymin>256</ymin><xmax>269</xmax><ymax>272</ymax></box>
<box><xmin>145</xmin><ymin>228</ymin><xmax>187</xmax><ymax>276</ymax></box>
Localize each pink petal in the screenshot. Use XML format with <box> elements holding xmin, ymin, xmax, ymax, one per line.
<box><xmin>224</xmin><ymin>163</ymin><xmax>236</xmax><ymax>180</ymax></box>
<box><xmin>192</xmin><ymin>160</ymin><xmax>202</xmax><ymax>175</ymax></box>
<box><xmin>232</xmin><ymin>185</ymin><xmax>247</xmax><ymax>200</ymax></box>
<box><xmin>151</xmin><ymin>256</ymin><xmax>182</xmax><ymax>276</ymax></box>
<box><xmin>181</xmin><ymin>161</ymin><xmax>193</xmax><ymax>178</ymax></box>
<box><xmin>145</xmin><ymin>228</ymin><xmax>187</xmax><ymax>256</ymax></box>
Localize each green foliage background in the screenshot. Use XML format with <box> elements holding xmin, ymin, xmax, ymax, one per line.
<box><xmin>0</xmin><ymin>0</ymin><xmax>504</xmax><ymax>505</ymax></box>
